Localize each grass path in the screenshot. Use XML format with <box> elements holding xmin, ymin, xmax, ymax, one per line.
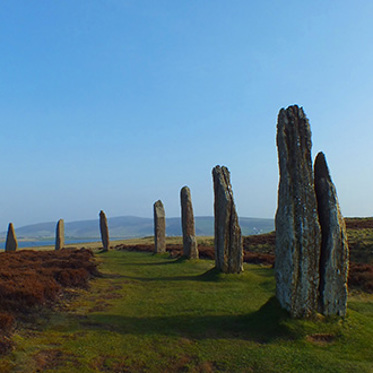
<box><xmin>1</xmin><ymin>250</ymin><xmax>372</xmax><ymax>372</ymax></box>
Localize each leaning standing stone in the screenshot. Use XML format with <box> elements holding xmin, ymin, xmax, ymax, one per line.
<box><xmin>55</xmin><ymin>219</ymin><xmax>65</xmax><ymax>251</ymax></box>
<box><xmin>154</xmin><ymin>200</ymin><xmax>166</xmax><ymax>253</ymax></box>
<box><xmin>212</xmin><ymin>165</ymin><xmax>243</xmax><ymax>273</ymax></box>
<box><xmin>314</xmin><ymin>152</ymin><xmax>349</xmax><ymax>317</ymax></box>
<box><xmin>275</xmin><ymin>105</ymin><xmax>321</xmax><ymax>318</ymax></box>
<box><xmin>180</xmin><ymin>186</ymin><xmax>198</xmax><ymax>259</ymax></box>
<box><xmin>99</xmin><ymin>210</ymin><xmax>110</xmax><ymax>251</ymax></box>
<box><xmin>5</xmin><ymin>223</ymin><xmax>18</xmax><ymax>252</ymax></box>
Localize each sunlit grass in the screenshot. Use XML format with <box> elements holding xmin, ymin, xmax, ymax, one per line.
<box><xmin>1</xmin><ymin>250</ymin><xmax>372</xmax><ymax>372</ymax></box>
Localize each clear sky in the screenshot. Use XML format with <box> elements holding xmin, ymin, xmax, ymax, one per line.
<box><xmin>1</xmin><ymin>0</ymin><xmax>373</xmax><ymax>229</ymax></box>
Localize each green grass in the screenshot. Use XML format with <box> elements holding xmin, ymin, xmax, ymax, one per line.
<box><xmin>1</xmin><ymin>250</ymin><xmax>372</xmax><ymax>372</ymax></box>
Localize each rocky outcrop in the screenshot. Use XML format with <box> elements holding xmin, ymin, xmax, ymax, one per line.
<box><xmin>314</xmin><ymin>152</ymin><xmax>349</xmax><ymax>317</ymax></box>
<box><xmin>275</xmin><ymin>105</ymin><xmax>321</xmax><ymax>318</ymax></box>
<box><xmin>180</xmin><ymin>186</ymin><xmax>198</xmax><ymax>259</ymax></box>
<box><xmin>5</xmin><ymin>223</ymin><xmax>18</xmax><ymax>252</ymax></box>
<box><xmin>212</xmin><ymin>166</ymin><xmax>243</xmax><ymax>273</ymax></box>
<box><xmin>99</xmin><ymin>210</ymin><xmax>110</xmax><ymax>251</ymax></box>
<box><xmin>154</xmin><ymin>200</ymin><xmax>166</xmax><ymax>253</ymax></box>
<box><xmin>55</xmin><ymin>219</ymin><xmax>65</xmax><ymax>251</ymax></box>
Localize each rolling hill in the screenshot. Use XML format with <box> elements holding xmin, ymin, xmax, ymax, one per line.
<box><xmin>0</xmin><ymin>216</ymin><xmax>274</xmax><ymax>241</ymax></box>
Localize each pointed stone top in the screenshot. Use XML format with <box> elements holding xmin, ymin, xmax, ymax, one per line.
<box><xmin>212</xmin><ymin>165</ymin><xmax>230</xmax><ymax>184</ymax></box>
<box><xmin>181</xmin><ymin>185</ymin><xmax>190</xmax><ymax>193</ymax></box>
<box><xmin>276</xmin><ymin>105</ymin><xmax>313</xmax><ymax>175</ymax></box>
<box><xmin>212</xmin><ymin>165</ymin><xmax>229</xmax><ymax>175</ymax></box>
<box><xmin>99</xmin><ymin>210</ymin><xmax>106</xmax><ymax>217</ymax></box>
<box><xmin>6</xmin><ymin>223</ymin><xmax>18</xmax><ymax>252</ymax></box>
<box><xmin>55</xmin><ymin>219</ymin><xmax>65</xmax><ymax>251</ymax></box>
<box><xmin>154</xmin><ymin>200</ymin><xmax>165</xmax><ymax>217</ymax></box>
<box><xmin>279</xmin><ymin>104</ymin><xmax>305</xmax><ymax>117</ymax></box>
<box><xmin>154</xmin><ymin>199</ymin><xmax>164</xmax><ymax>207</ymax></box>
<box><xmin>277</xmin><ymin>105</ymin><xmax>310</xmax><ymax>136</ymax></box>
<box><xmin>212</xmin><ymin>166</ymin><xmax>233</xmax><ymax>197</ymax></box>
<box><xmin>181</xmin><ymin>186</ymin><xmax>191</xmax><ymax>199</ymax></box>
<box><xmin>314</xmin><ymin>152</ymin><xmax>331</xmax><ymax>181</ymax></box>
<box><xmin>7</xmin><ymin>223</ymin><xmax>16</xmax><ymax>237</ymax></box>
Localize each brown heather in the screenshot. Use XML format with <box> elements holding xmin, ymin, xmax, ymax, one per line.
<box><xmin>0</xmin><ymin>248</ymin><xmax>98</xmax><ymax>354</ymax></box>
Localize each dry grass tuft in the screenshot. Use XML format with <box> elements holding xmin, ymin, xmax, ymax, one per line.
<box><xmin>307</xmin><ymin>333</ymin><xmax>336</xmax><ymax>345</ymax></box>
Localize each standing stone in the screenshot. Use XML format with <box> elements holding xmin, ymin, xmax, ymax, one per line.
<box><xmin>212</xmin><ymin>166</ymin><xmax>243</xmax><ymax>273</ymax></box>
<box><xmin>180</xmin><ymin>186</ymin><xmax>198</xmax><ymax>259</ymax></box>
<box><xmin>5</xmin><ymin>223</ymin><xmax>18</xmax><ymax>252</ymax></box>
<box><xmin>275</xmin><ymin>105</ymin><xmax>321</xmax><ymax>318</ymax></box>
<box><xmin>314</xmin><ymin>152</ymin><xmax>349</xmax><ymax>317</ymax></box>
<box><xmin>99</xmin><ymin>210</ymin><xmax>110</xmax><ymax>251</ymax></box>
<box><xmin>55</xmin><ymin>219</ymin><xmax>65</xmax><ymax>251</ymax></box>
<box><xmin>154</xmin><ymin>200</ymin><xmax>166</xmax><ymax>253</ymax></box>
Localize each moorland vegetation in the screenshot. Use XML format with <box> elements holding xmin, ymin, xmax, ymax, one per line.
<box><xmin>0</xmin><ymin>216</ymin><xmax>371</xmax><ymax>372</ymax></box>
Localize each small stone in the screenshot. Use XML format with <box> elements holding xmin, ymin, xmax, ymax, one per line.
<box><xmin>55</xmin><ymin>219</ymin><xmax>65</xmax><ymax>251</ymax></box>
<box><xmin>212</xmin><ymin>165</ymin><xmax>243</xmax><ymax>273</ymax></box>
<box><xmin>5</xmin><ymin>223</ymin><xmax>18</xmax><ymax>252</ymax></box>
<box><xmin>99</xmin><ymin>210</ymin><xmax>110</xmax><ymax>251</ymax></box>
<box><xmin>180</xmin><ymin>186</ymin><xmax>198</xmax><ymax>259</ymax></box>
<box><xmin>275</xmin><ymin>105</ymin><xmax>321</xmax><ymax>318</ymax></box>
<box><xmin>314</xmin><ymin>152</ymin><xmax>349</xmax><ymax>317</ymax></box>
<box><xmin>154</xmin><ymin>200</ymin><xmax>166</xmax><ymax>253</ymax></box>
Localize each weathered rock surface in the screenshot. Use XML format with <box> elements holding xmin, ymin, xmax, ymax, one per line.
<box><xmin>99</xmin><ymin>210</ymin><xmax>110</xmax><ymax>251</ymax></box>
<box><xmin>180</xmin><ymin>186</ymin><xmax>198</xmax><ymax>259</ymax></box>
<box><xmin>275</xmin><ymin>105</ymin><xmax>321</xmax><ymax>318</ymax></box>
<box><xmin>154</xmin><ymin>200</ymin><xmax>166</xmax><ymax>253</ymax></box>
<box><xmin>55</xmin><ymin>219</ymin><xmax>65</xmax><ymax>251</ymax></box>
<box><xmin>314</xmin><ymin>152</ymin><xmax>349</xmax><ymax>316</ymax></box>
<box><xmin>212</xmin><ymin>165</ymin><xmax>243</xmax><ymax>273</ymax></box>
<box><xmin>5</xmin><ymin>223</ymin><xmax>18</xmax><ymax>252</ymax></box>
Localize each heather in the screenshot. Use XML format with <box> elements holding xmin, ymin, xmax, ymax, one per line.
<box><xmin>0</xmin><ymin>248</ymin><xmax>98</xmax><ymax>354</ymax></box>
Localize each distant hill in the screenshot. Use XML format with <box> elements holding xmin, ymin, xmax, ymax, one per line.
<box><xmin>0</xmin><ymin>216</ymin><xmax>274</xmax><ymax>241</ymax></box>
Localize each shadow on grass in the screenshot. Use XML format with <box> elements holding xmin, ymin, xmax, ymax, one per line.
<box><xmin>116</xmin><ymin>267</ymin><xmax>225</xmax><ymax>283</ymax></box>
<box><xmin>249</xmin><ymin>267</ymin><xmax>275</xmax><ymax>277</ymax></box>
<box><xmin>76</xmin><ymin>297</ymin><xmax>294</xmax><ymax>344</ymax></box>
<box><xmin>115</xmin><ymin>255</ymin><xmax>185</xmax><ymax>267</ymax></box>
<box><xmin>121</xmin><ymin>260</ymin><xmax>177</xmax><ymax>267</ymax></box>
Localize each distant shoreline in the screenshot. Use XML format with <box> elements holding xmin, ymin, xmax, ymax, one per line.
<box><xmin>0</xmin><ymin>238</ymin><xmax>102</xmax><ymax>250</ymax></box>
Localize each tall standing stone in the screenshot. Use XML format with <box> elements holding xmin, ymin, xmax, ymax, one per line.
<box><xmin>99</xmin><ymin>210</ymin><xmax>110</xmax><ymax>251</ymax></box>
<box><xmin>314</xmin><ymin>152</ymin><xmax>349</xmax><ymax>317</ymax></box>
<box><xmin>55</xmin><ymin>219</ymin><xmax>65</xmax><ymax>251</ymax></box>
<box><xmin>5</xmin><ymin>223</ymin><xmax>18</xmax><ymax>252</ymax></box>
<box><xmin>275</xmin><ymin>105</ymin><xmax>321</xmax><ymax>318</ymax></box>
<box><xmin>154</xmin><ymin>200</ymin><xmax>166</xmax><ymax>253</ymax></box>
<box><xmin>180</xmin><ymin>186</ymin><xmax>198</xmax><ymax>259</ymax></box>
<box><xmin>212</xmin><ymin>165</ymin><xmax>243</xmax><ymax>273</ymax></box>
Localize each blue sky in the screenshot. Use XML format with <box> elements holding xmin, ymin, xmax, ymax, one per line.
<box><xmin>1</xmin><ymin>0</ymin><xmax>373</xmax><ymax>229</ymax></box>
